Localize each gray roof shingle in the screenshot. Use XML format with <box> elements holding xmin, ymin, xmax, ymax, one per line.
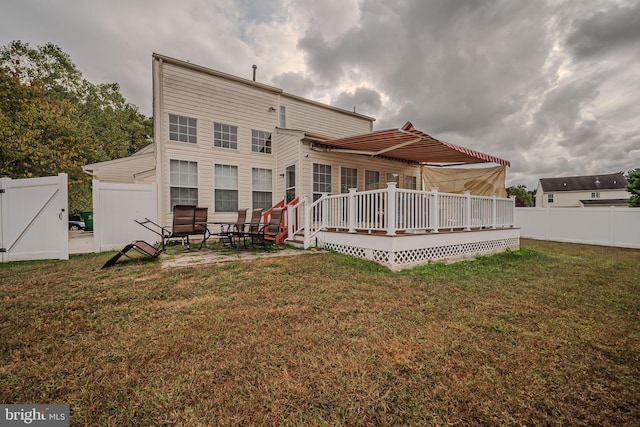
<box><xmin>539</xmin><ymin>173</ymin><xmax>628</xmax><ymax>192</ymax></box>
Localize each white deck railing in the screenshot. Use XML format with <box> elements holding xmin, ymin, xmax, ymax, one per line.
<box><xmin>287</xmin><ymin>183</ymin><xmax>516</xmax><ymax>248</ymax></box>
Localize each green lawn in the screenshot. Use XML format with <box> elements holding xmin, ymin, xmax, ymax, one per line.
<box><xmin>1</xmin><ymin>239</ymin><xmax>638</xmax><ymax>426</ymax></box>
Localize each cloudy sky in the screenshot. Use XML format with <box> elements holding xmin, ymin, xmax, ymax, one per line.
<box><xmin>1</xmin><ymin>0</ymin><xmax>639</xmax><ymax>189</ymax></box>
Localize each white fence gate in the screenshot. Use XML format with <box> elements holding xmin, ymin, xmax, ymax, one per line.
<box><xmin>515</xmin><ymin>207</ymin><xmax>640</xmax><ymax>249</ymax></box>
<box><xmin>92</xmin><ymin>180</ymin><xmax>158</xmax><ymax>252</ymax></box>
<box><xmin>0</xmin><ymin>173</ymin><xmax>69</xmax><ymax>262</ymax></box>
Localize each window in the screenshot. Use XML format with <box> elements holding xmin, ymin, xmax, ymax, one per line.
<box><xmin>252</xmin><ymin>168</ymin><xmax>272</xmax><ymax>210</ymax></box>
<box><xmin>548</xmin><ymin>194</ymin><xmax>554</xmax><ymax>203</ymax></box>
<box><xmin>591</xmin><ymin>192</ymin><xmax>600</xmax><ymax>198</ymax></box>
<box><xmin>365</xmin><ymin>170</ymin><xmax>379</xmax><ymax>190</ymax></box>
<box><xmin>169</xmin><ymin>159</ymin><xmax>198</xmax><ymax>210</ymax></box>
<box><xmin>405</xmin><ymin>175</ymin><xmax>417</xmax><ymax>190</ymax></box>
<box><xmin>169</xmin><ymin>114</ymin><xmax>197</xmax><ymax>143</ymax></box>
<box><xmin>313</xmin><ymin>163</ymin><xmax>332</xmax><ymax>201</ymax></box>
<box><xmin>280</xmin><ymin>105</ymin><xmax>287</xmax><ymax>128</ymax></box>
<box><xmin>214</xmin><ymin>122</ymin><xmax>238</xmax><ymax>149</ymax></box>
<box><xmin>251</xmin><ymin>130</ymin><xmax>272</xmax><ymax>154</ymax></box>
<box><xmin>386</xmin><ymin>172</ymin><xmax>400</xmax><ymax>185</ymax></box>
<box><xmin>214</xmin><ymin>164</ymin><xmax>238</xmax><ymax>212</ymax></box>
<box><xmin>340</xmin><ymin>167</ymin><xmax>357</xmax><ymax>193</ymax></box>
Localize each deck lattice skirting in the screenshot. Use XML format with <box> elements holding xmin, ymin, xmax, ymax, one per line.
<box><xmin>318</xmin><ymin>228</ymin><xmax>520</xmax><ymax>271</ymax></box>
<box><xmin>287</xmin><ymin>183</ymin><xmax>520</xmax><ymax>270</ymax></box>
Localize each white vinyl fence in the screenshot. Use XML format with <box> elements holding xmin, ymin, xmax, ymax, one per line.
<box><xmin>92</xmin><ymin>180</ymin><xmax>158</xmax><ymax>252</ymax></box>
<box><xmin>515</xmin><ymin>207</ymin><xmax>640</xmax><ymax>249</ymax></box>
<box><xmin>0</xmin><ymin>173</ymin><xmax>69</xmax><ymax>262</ymax></box>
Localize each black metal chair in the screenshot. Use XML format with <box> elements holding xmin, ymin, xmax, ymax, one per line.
<box><xmin>100</xmin><ymin>240</ymin><xmax>163</xmax><ymax>269</ymax></box>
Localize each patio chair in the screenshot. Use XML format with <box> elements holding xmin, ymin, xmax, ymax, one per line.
<box><xmin>218</xmin><ymin>208</ymin><xmax>247</xmax><ymax>247</ymax></box>
<box><xmin>136</xmin><ymin>205</ymin><xmax>197</xmax><ymax>250</ymax></box>
<box><xmin>195</xmin><ymin>207</ymin><xmax>210</xmax><ymax>249</ymax></box>
<box><xmin>245</xmin><ymin>208</ymin><xmax>263</xmax><ymax>247</ymax></box>
<box><xmin>254</xmin><ymin>208</ymin><xmax>285</xmax><ymax>249</ymax></box>
<box><xmin>100</xmin><ymin>240</ymin><xmax>163</xmax><ymax>269</ymax></box>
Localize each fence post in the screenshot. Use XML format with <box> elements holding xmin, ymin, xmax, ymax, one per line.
<box><xmin>431</xmin><ymin>187</ymin><xmax>439</xmax><ymax>233</ymax></box>
<box><xmin>348</xmin><ymin>188</ymin><xmax>357</xmax><ymax>233</ymax></box>
<box><xmin>464</xmin><ymin>190</ymin><xmax>471</xmax><ymax>231</ymax></box>
<box><xmin>386</xmin><ymin>182</ymin><xmax>397</xmax><ymax>236</ymax></box>
<box><xmin>490</xmin><ymin>193</ymin><xmax>497</xmax><ymax>229</ymax></box>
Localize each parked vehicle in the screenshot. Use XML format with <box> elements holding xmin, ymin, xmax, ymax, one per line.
<box><xmin>68</xmin><ymin>220</ymin><xmax>86</xmax><ymax>231</ymax></box>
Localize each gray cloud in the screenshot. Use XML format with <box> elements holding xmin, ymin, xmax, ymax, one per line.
<box><xmin>272</xmin><ymin>71</ymin><xmax>318</xmax><ymax>97</ymax></box>
<box><xmin>1</xmin><ymin>0</ymin><xmax>638</xmax><ymax>190</ymax></box>
<box><xmin>332</xmin><ymin>87</ymin><xmax>382</xmax><ymax>117</ymax></box>
<box><xmin>565</xmin><ymin>1</ymin><xmax>640</xmax><ymax>59</ymax></box>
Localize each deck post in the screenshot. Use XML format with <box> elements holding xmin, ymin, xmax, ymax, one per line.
<box><xmin>430</xmin><ymin>187</ymin><xmax>439</xmax><ymax>233</ymax></box>
<box><xmin>348</xmin><ymin>188</ymin><xmax>357</xmax><ymax>233</ymax></box>
<box><xmin>491</xmin><ymin>193</ymin><xmax>497</xmax><ymax>229</ymax></box>
<box><xmin>464</xmin><ymin>190</ymin><xmax>471</xmax><ymax>231</ymax></box>
<box><xmin>386</xmin><ymin>182</ymin><xmax>397</xmax><ymax>236</ymax></box>
<box><xmin>322</xmin><ymin>193</ymin><xmax>329</xmax><ymax>230</ymax></box>
<box><xmin>304</xmin><ymin>198</ymin><xmax>311</xmax><ymax>248</ymax></box>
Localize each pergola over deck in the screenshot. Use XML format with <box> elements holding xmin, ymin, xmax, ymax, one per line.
<box><xmin>308</xmin><ymin>121</ymin><xmax>510</xmax><ymax>167</ymax></box>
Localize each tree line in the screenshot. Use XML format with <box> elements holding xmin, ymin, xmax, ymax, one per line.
<box><xmin>0</xmin><ymin>41</ymin><xmax>152</xmax><ymax>215</ymax></box>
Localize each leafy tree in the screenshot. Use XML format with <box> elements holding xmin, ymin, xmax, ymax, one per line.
<box><xmin>626</xmin><ymin>168</ymin><xmax>640</xmax><ymax>207</ymax></box>
<box><xmin>507</xmin><ymin>185</ymin><xmax>534</xmax><ymax>207</ymax></box>
<box><xmin>0</xmin><ymin>40</ymin><xmax>152</xmax><ymax>214</ymax></box>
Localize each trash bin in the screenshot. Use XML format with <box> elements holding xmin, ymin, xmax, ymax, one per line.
<box><xmin>80</xmin><ymin>210</ymin><xmax>93</xmax><ymax>231</ymax></box>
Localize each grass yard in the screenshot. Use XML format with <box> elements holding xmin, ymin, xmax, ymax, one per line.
<box><xmin>1</xmin><ymin>239</ymin><xmax>639</xmax><ymax>426</ymax></box>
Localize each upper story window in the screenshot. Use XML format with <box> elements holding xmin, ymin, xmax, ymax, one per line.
<box><xmin>591</xmin><ymin>192</ymin><xmax>600</xmax><ymax>198</ymax></box>
<box><xmin>169</xmin><ymin>114</ymin><xmax>197</xmax><ymax>144</ymax></box>
<box><xmin>548</xmin><ymin>194</ymin><xmax>554</xmax><ymax>203</ymax></box>
<box><xmin>279</xmin><ymin>106</ymin><xmax>287</xmax><ymax>128</ymax></box>
<box><xmin>251</xmin><ymin>130</ymin><xmax>272</xmax><ymax>154</ymax></box>
<box><xmin>214</xmin><ymin>122</ymin><xmax>238</xmax><ymax>149</ymax></box>
<box><xmin>365</xmin><ymin>170</ymin><xmax>380</xmax><ymax>190</ymax></box>
<box><xmin>405</xmin><ymin>175</ymin><xmax>417</xmax><ymax>190</ymax></box>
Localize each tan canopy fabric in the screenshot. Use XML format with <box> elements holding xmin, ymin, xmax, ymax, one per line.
<box><xmin>422</xmin><ymin>165</ymin><xmax>507</xmax><ymax>197</ymax></box>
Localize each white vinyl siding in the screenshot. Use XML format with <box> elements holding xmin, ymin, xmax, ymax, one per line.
<box><xmin>214</xmin><ymin>122</ymin><xmax>238</xmax><ymax>149</ymax></box>
<box><xmin>169</xmin><ymin>114</ymin><xmax>197</xmax><ymax>144</ymax></box>
<box><xmin>170</xmin><ymin>159</ymin><xmax>198</xmax><ymax>210</ymax></box>
<box><xmin>251</xmin><ymin>130</ymin><xmax>272</xmax><ymax>154</ymax></box>
<box><xmin>214</xmin><ymin>164</ymin><xmax>238</xmax><ymax>212</ymax></box>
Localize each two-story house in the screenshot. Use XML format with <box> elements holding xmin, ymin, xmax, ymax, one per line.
<box><xmin>87</xmin><ymin>53</ymin><xmax>509</xmax><ymax>227</ymax></box>
<box><xmin>535</xmin><ymin>173</ymin><xmax>630</xmax><ymax>207</ymax></box>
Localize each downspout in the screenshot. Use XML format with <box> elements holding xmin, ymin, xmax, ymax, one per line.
<box><xmin>153</xmin><ymin>57</ymin><xmax>164</xmax><ymax>227</ymax></box>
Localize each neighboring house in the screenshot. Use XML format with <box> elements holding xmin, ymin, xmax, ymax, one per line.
<box><xmin>535</xmin><ymin>173</ymin><xmax>630</xmax><ymax>208</ymax></box>
<box><xmin>84</xmin><ymin>144</ymin><xmax>155</xmax><ymax>183</ymax></box>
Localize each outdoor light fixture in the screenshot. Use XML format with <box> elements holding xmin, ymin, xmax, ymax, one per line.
<box><xmin>269</xmin><ymin>106</ymin><xmax>276</xmax><ymax>112</ymax></box>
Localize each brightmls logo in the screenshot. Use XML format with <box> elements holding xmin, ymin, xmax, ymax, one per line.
<box><xmin>1</xmin><ymin>405</ymin><xmax>69</xmax><ymax>426</ymax></box>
